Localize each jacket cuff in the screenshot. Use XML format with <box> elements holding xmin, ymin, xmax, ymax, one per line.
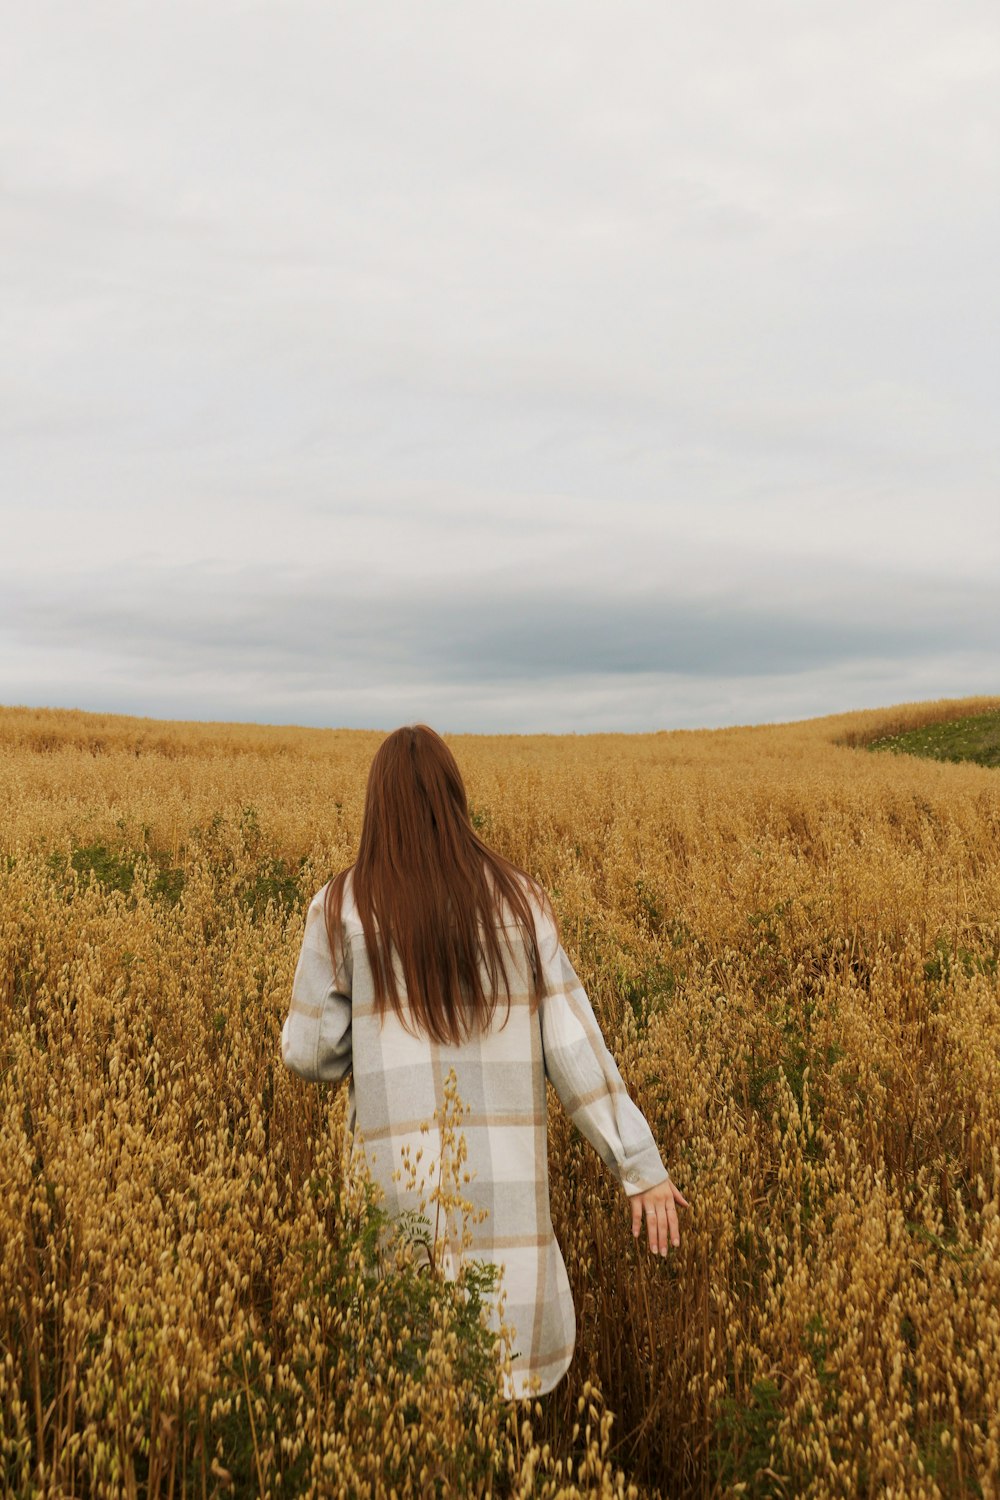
<box><xmin>618</xmin><ymin>1143</ymin><xmax>671</xmax><ymax>1197</ymax></box>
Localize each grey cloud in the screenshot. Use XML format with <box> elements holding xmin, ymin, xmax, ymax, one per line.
<box><xmin>3</xmin><ymin>563</ymin><xmax>997</xmax><ymax>689</ymax></box>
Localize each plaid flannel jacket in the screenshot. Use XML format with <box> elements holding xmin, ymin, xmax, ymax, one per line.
<box><xmin>280</xmin><ymin>872</ymin><xmax>670</xmax><ymax>1398</ymax></box>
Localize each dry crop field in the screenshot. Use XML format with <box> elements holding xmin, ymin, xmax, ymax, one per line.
<box><xmin>2</xmin><ymin>695</ymin><xmax>1000</xmax><ymax>1499</ymax></box>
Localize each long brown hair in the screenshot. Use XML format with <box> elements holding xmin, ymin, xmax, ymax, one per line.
<box><xmin>323</xmin><ymin>724</ymin><xmax>554</xmax><ymax>1045</ymax></box>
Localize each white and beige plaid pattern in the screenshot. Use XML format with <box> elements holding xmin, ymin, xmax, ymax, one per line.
<box><xmin>280</xmin><ymin>873</ymin><xmax>670</xmax><ymax>1399</ymax></box>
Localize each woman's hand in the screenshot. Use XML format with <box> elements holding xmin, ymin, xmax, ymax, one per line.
<box><xmin>631</xmin><ymin>1176</ymin><xmax>691</xmax><ymax>1256</ymax></box>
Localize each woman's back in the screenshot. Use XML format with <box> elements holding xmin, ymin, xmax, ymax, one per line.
<box><xmin>281</xmin><ymin>723</ymin><xmax>677</xmax><ymax>1400</ymax></box>
<box><xmin>283</xmin><ymin>865</ymin><xmax>671</xmax><ymax>1399</ymax></box>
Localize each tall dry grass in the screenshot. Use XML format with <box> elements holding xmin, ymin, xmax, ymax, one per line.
<box><xmin>2</xmin><ymin>694</ymin><xmax>1000</xmax><ymax>1497</ymax></box>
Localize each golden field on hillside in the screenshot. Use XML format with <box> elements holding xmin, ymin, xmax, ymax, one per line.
<box><xmin>2</xmin><ymin>695</ymin><xmax>1000</xmax><ymax>1499</ymax></box>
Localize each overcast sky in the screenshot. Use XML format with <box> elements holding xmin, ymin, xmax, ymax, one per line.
<box><xmin>2</xmin><ymin>2</ymin><xmax>998</xmax><ymax>733</ymax></box>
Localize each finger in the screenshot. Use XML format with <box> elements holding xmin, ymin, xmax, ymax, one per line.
<box><xmin>666</xmin><ymin>1181</ymin><xmax>690</xmax><ymax>1211</ymax></box>
<box><xmin>645</xmin><ymin>1202</ymin><xmax>657</xmax><ymax>1254</ymax></box>
<box><xmin>667</xmin><ymin>1196</ymin><xmax>680</xmax><ymax>1248</ymax></box>
<box><xmin>631</xmin><ymin>1197</ymin><xmax>642</xmax><ymax>1239</ymax></box>
<box><xmin>656</xmin><ymin>1202</ymin><xmax>669</xmax><ymax>1255</ymax></box>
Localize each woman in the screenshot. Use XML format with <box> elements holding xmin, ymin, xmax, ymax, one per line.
<box><xmin>281</xmin><ymin>724</ymin><xmax>689</xmax><ymax>1400</ymax></box>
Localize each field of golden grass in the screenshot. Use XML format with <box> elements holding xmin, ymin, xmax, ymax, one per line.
<box><xmin>2</xmin><ymin>694</ymin><xmax>1000</xmax><ymax>1498</ymax></box>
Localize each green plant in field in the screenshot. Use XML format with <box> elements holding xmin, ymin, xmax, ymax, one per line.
<box><xmin>866</xmin><ymin>709</ymin><xmax>1000</xmax><ymax>768</ymax></box>
<box><xmin>46</xmin><ymin>842</ymin><xmax>186</xmax><ymax>906</ymax></box>
<box><xmin>468</xmin><ymin>801</ymin><xmax>492</xmax><ymax>835</ymax></box>
<box><xmin>209</xmin><ymin>1185</ymin><xmax>506</xmax><ymax>1496</ymax></box>
<box><xmin>620</xmin><ymin>959</ymin><xmax>679</xmax><ymax>1032</ymax></box>
<box><xmin>711</xmin><ymin>1369</ymin><xmax>785</xmax><ymax>1497</ymax></box>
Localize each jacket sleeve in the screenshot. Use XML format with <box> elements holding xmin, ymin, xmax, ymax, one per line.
<box><xmin>534</xmin><ymin>910</ymin><xmax>669</xmax><ymax>1197</ymax></box>
<box><xmin>281</xmin><ymin>886</ymin><xmax>353</xmax><ymax>1084</ymax></box>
